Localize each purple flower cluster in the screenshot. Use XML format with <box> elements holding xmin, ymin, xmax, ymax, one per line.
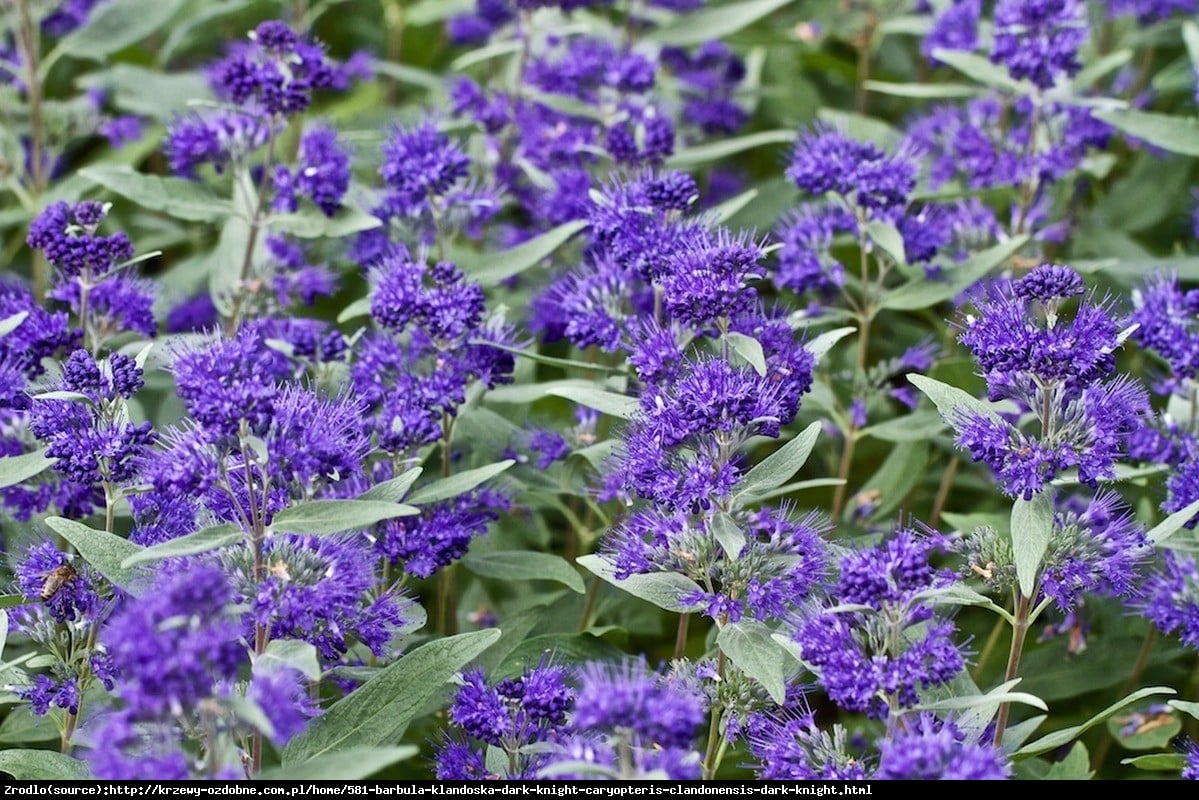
<box><xmin>210</xmin><ymin>21</ymin><xmax>341</xmax><ymax>117</ymax></box>
<box><xmin>273</xmin><ymin>125</ymin><xmax>352</xmax><ymax>217</ymax></box>
<box><xmin>437</xmin><ymin>660</ymin><xmax>574</xmax><ymax>778</ymax></box>
<box><xmin>990</xmin><ymin>0</ymin><xmax>1086</xmax><ymax>89</ymax></box>
<box><xmin>949</xmin><ymin>265</ymin><xmax>1147</xmax><ymax>498</ymax></box>
<box><xmin>793</xmin><ymin>527</ymin><xmax>966</xmax><ymax>718</ymax></box>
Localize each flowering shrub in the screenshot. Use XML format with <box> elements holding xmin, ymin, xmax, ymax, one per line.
<box><xmin>2</xmin><ymin>0</ymin><xmax>1199</xmax><ymax>782</ymax></box>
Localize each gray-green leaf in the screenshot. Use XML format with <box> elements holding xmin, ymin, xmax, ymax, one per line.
<box><xmin>121</xmin><ymin>524</ymin><xmax>243</xmax><ymax>567</ymax></box>
<box><xmin>406</xmin><ymin>461</ymin><xmax>515</xmax><ymax>505</ymax></box>
<box><xmin>78</xmin><ymin>166</ymin><xmax>232</xmax><ymax>222</ymax></box>
<box><xmin>1011</xmin><ymin>492</ymin><xmax>1055</xmax><ymax>598</ymax></box>
<box><xmin>717</xmin><ymin>622</ymin><xmax>794</xmax><ymax>704</ymax></box>
<box><xmin>271</xmin><ymin>500</ymin><xmax>420</xmax><ymax>535</ymax></box>
<box><xmin>462</xmin><ymin>551</ymin><xmax>585</xmax><ymax>594</ymax></box>
<box><xmin>737</xmin><ymin>421</ymin><xmax>822</xmax><ymax>500</ymax></box>
<box><xmin>282</xmin><ymin>629</ymin><xmax>500</xmax><ymax>763</ymax></box>
<box><xmin>576</xmin><ymin>554</ymin><xmax>705</xmax><ymax>613</ymax></box>
<box><xmin>463</xmin><ymin>221</ymin><xmax>587</xmax><ymax>287</ymax></box>
<box><xmin>0</xmin><ymin>449</ymin><xmax>55</xmax><ymax>490</ymax></box>
<box><xmin>43</xmin><ymin>517</ymin><xmax>142</xmax><ymax>591</ymax></box>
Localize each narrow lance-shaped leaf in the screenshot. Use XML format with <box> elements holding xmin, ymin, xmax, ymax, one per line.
<box><xmin>43</xmin><ymin>517</ymin><xmax>142</xmax><ymax>591</ymax></box>
<box><xmin>282</xmin><ymin>629</ymin><xmax>500</xmax><ymax>763</ymax></box>
<box><xmin>405</xmin><ymin>460</ymin><xmax>515</xmax><ymax>505</ymax></box>
<box><xmin>737</xmin><ymin>421</ymin><xmax>822</xmax><ymax>499</ymax></box>
<box><xmin>576</xmin><ymin>554</ymin><xmax>705</xmax><ymax>613</ymax></box>
<box><xmin>0</xmin><ymin>449</ymin><xmax>55</xmax><ymax>490</ymax></box>
<box><xmin>1011</xmin><ymin>492</ymin><xmax>1055</xmax><ymax>598</ymax></box>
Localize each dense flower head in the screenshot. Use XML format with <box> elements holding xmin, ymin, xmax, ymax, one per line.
<box><xmin>273</xmin><ymin>125</ymin><xmax>351</xmax><ymax>216</ymax></box>
<box><xmin>378</xmin><ymin>121</ymin><xmax>471</xmax><ymax>216</ymax></box>
<box><xmin>1137</xmin><ymin>551</ymin><xmax>1199</xmax><ymax>650</ymax></box>
<box><xmin>1106</xmin><ymin>0</ymin><xmax>1198</xmax><ymax>23</ymax></box>
<box><xmin>375</xmin><ymin>487</ymin><xmax>509</xmax><ymax>577</ymax></box>
<box><xmin>837</xmin><ymin>527</ymin><xmax>954</xmax><ymax>609</ymax></box>
<box><xmin>990</xmin><ymin>0</ymin><xmax>1087</xmax><ymax>89</ymax></box>
<box><xmin>922</xmin><ymin>0</ymin><xmax>980</xmax><ymax>62</ymax></box>
<box><xmin>247</xmin><ymin>667</ymin><xmax>319</xmax><ymax>745</ymax></box>
<box><xmin>957</xmin><ymin>268</ymin><xmax>1125</xmax><ymax>401</ymax></box>
<box><xmin>26</xmin><ymin>201</ymin><xmax>134</xmax><ymax>279</ymax></box>
<box><xmin>171</xmin><ymin>330</ymin><xmax>291</xmax><ymax>438</ymax></box>
<box><xmin>446</xmin><ymin>661</ymin><xmax>573</xmax><ymax>751</ymax></box>
<box><xmin>659</xmin><ymin>228</ymin><xmax>762</xmax><ymax>329</ymax></box>
<box><xmin>747</xmin><ymin>711</ymin><xmax>871</xmax><ymax>780</ymax></box>
<box><xmin>102</xmin><ymin>564</ymin><xmax>246</xmax><ymax>718</ymax></box>
<box><xmin>874</xmin><ymin>714</ymin><xmax>1010</xmax><ymax>779</ymax></box>
<box><xmin>571</xmin><ymin>660</ymin><xmax>706</xmax><ymax>750</ymax></box>
<box><xmin>1130</xmin><ymin>272</ymin><xmax>1199</xmax><ymax>387</ymax></box>
<box><xmin>788</xmin><ymin>128</ymin><xmax>916</xmax><ymax>214</ymax></box>
<box><xmin>14</xmin><ymin>541</ymin><xmax>100</xmax><ymax>623</ymax></box>
<box><xmin>586</xmin><ymin>171</ymin><xmax>704</xmax><ymax>280</ymax></box>
<box><xmin>86</xmin><ymin>713</ymin><xmax>192</xmax><ymax>780</ymax></box>
<box><xmin>49</xmin><ymin>273</ymin><xmax>157</xmax><ymax>340</ymax></box>
<box><xmin>606</xmin><ymin>505</ymin><xmax>830</xmax><ymax>622</ymax></box>
<box><xmin>661</xmin><ymin>41</ymin><xmax>749</xmax><ymax>136</ymax></box>
<box><xmin>164</xmin><ymin>110</ymin><xmax>274</xmax><ymax>178</ymax></box>
<box><xmin>1035</xmin><ymin>492</ymin><xmax>1148</xmax><ymax>611</ymax></box>
<box><xmin>0</xmin><ymin>282</ymin><xmax>78</xmax><ymax>381</ymax></box>
<box><xmin>219</xmin><ymin>533</ymin><xmax>408</xmax><ymax>660</ymax></box>
<box><xmin>772</xmin><ymin>205</ymin><xmax>855</xmax><ymax>297</ymax></box>
<box><xmin>210</xmin><ymin>21</ymin><xmax>340</xmax><ymax>116</ymax></box>
<box><xmin>369</xmin><ymin>253</ymin><xmax>486</xmax><ymax>343</ymax></box>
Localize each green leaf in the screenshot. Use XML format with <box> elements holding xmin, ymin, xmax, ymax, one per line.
<box><xmin>1122</xmin><ymin>753</ymin><xmax>1186</xmax><ymax>772</ymax></box>
<box><xmin>665</xmin><ymin>130</ymin><xmax>795</xmax><ymax>169</ymax></box>
<box><xmin>1108</xmin><ymin>707</ymin><xmax>1180</xmax><ymax>751</ymax></box>
<box><xmin>0</xmin><ymin>449</ymin><xmax>55</xmax><ymax>490</ymax></box>
<box><xmin>908</xmin><ymin>373</ymin><xmax>1004</xmax><ymax>425</ymax></box>
<box><xmin>1171</xmin><ymin>699</ymin><xmax>1199</xmax><ymax>720</ymax></box>
<box><xmin>494</xmin><ymin>634</ymin><xmax>625</xmax><ymax>679</ymax></box>
<box><xmin>1093</xmin><ymin>109</ymin><xmax>1199</xmax><ymax>158</ymax></box>
<box><xmin>930</xmin><ymin>49</ymin><xmax>1023</xmax><ymax>91</ymax></box>
<box><xmin>859</xmin><ymin>411</ymin><xmax>946</xmax><ymax>442</ymax></box>
<box><xmin>475</xmin><ymin>340</ymin><xmax>620</xmax><ymax>373</ymax></box>
<box><xmin>545</xmin><ymin>386</ymin><xmax>638</xmax><ymax>420</ymax></box>
<box><xmin>1147</xmin><ymin>497</ymin><xmax>1199</xmax><ymax>545</ymax></box>
<box><xmin>865</xmin><ymin>219</ymin><xmax>905</xmax><ymax>265</ymax></box>
<box><xmin>463</xmin><ymin>221</ymin><xmax>587</xmax><ymax>287</ymax></box>
<box><xmin>462</xmin><ymin>551</ymin><xmax>585</xmax><ymax>594</ymax></box>
<box><xmin>0</xmin><ymin>596</ymin><xmax>31</xmax><ymax>610</ymax></box>
<box><xmin>43</xmin><ymin>517</ymin><xmax>142</xmax><ymax>591</ymax></box>
<box><xmin>1185</xmin><ymin>21</ymin><xmax>1199</xmax><ymax>69</ymax></box>
<box><xmin>282</xmin><ymin>629</ymin><xmax>500</xmax><ymax>763</ymax></box>
<box><xmin>725</xmin><ymin>332</ymin><xmax>767</xmax><ymax>376</ymax></box>
<box><xmin>258</xmin><ymin>640</ymin><xmax>321</xmax><ymax>682</ymax></box>
<box><xmin>337</xmin><ymin>297</ymin><xmax>372</xmax><ymax>324</ymax></box>
<box><xmin>710</xmin><ymin>512</ymin><xmax>746</xmax><ymax>559</ymax></box>
<box><xmin>1017</xmin><ymin>687</ymin><xmax>1177</xmax><ymax>757</ymax></box>
<box><xmin>864</xmin><ymin>80</ymin><xmax>978</xmax><ymax>98</ymax></box>
<box><xmin>0</xmin><ymin>749</ymin><xmax>90</xmax><ymax>780</ymax></box>
<box><xmin>804</xmin><ymin>326</ymin><xmax>856</xmax><ymax>361</ymax></box>
<box><xmin>576</xmin><ymin>555</ymin><xmax>705</xmax><ymax>613</ymax></box>
<box><xmin>0</xmin><ymin>312</ymin><xmax>28</xmax><ymax>339</ymax></box>
<box><xmin>268</xmin><ymin>205</ymin><xmax>382</xmax><ymax>239</ymax></box>
<box><xmin>405</xmin><ymin>460</ymin><xmax>515</xmax><ymax>505</ymax></box>
<box><xmin>370</xmin><ymin>60</ymin><xmax>443</xmax><ymax>91</ymax></box>
<box><xmin>271</xmin><ymin>500</ymin><xmax>420</xmax><ymax>535</ymax></box>
<box><xmin>78</xmin><ymin>166</ymin><xmax>232</xmax><ymax>222</ymax></box>
<box><xmin>1028</xmin><ymin>742</ymin><xmax>1094</xmax><ymax>780</ymax></box>
<box><xmin>120</xmin><ymin>524</ymin><xmax>242</xmax><ymax>567</ymax></box>
<box><xmin>56</xmin><ymin>0</ymin><xmax>188</xmax><ymax>61</ymax></box>
<box><xmin>717</xmin><ymin>622</ymin><xmax>793</xmax><ymax>704</ymax></box>
<box><xmin>651</xmin><ymin>0</ymin><xmax>793</xmax><ymax>46</ymax></box>
<box><xmin>257</xmin><ymin>746</ymin><xmax>417</xmax><ymax>781</ymax></box>
<box><xmin>1011</xmin><ymin>492</ymin><xmax>1055</xmax><ymax>598</ymax></box>
<box><xmin>358</xmin><ymin>468</ymin><xmax>424</xmax><ymax>503</ymax></box>
<box><xmin>737</xmin><ymin>421</ymin><xmax>822</xmax><ymax>499</ymax></box>
<box><xmin>708</xmin><ymin>188</ymin><xmax>758</xmax><ymax>224</ymax></box>
<box><xmin>880</xmin><ymin>236</ymin><xmax>1029</xmax><ymax>311</ymax></box>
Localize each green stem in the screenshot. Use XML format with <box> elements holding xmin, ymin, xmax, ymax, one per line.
<box><xmin>993</xmin><ymin>590</ymin><xmax>1035</xmax><ymax>748</ymax></box>
<box><xmin>701</xmin><ymin>649</ymin><xmax>727</xmax><ymax>779</ymax></box>
<box><xmin>577</xmin><ymin>576</ymin><xmax>601</xmax><ymax>633</ymax></box>
<box><xmin>673</xmin><ymin>613</ymin><xmax>691</xmax><ymax>660</ymax></box>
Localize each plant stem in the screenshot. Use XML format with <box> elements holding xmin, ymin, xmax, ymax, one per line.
<box><xmin>16</xmin><ymin>0</ymin><xmax>48</xmax><ymax>299</ymax></box>
<box><xmin>993</xmin><ymin>591</ymin><xmax>1034</xmax><ymax>748</ymax></box>
<box><xmin>929</xmin><ymin>456</ymin><xmax>959</xmax><ymax>529</ymax></box>
<box><xmin>701</xmin><ymin>650</ymin><xmax>727</xmax><ymax>779</ymax></box>
<box><xmin>673</xmin><ymin>613</ymin><xmax>691</xmax><ymax>660</ymax></box>
<box><xmin>577</xmin><ymin>576</ymin><xmax>601</xmax><ymax>632</ymax></box>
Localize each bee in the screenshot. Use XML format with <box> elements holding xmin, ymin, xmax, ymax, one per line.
<box><xmin>40</xmin><ymin>564</ymin><xmax>77</xmax><ymax>602</ymax></box>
